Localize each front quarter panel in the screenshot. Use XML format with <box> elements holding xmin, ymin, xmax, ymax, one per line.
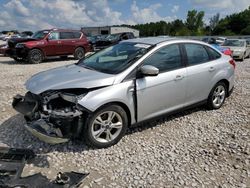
<box><xmin>78</xmin><ymin>81</ymin><xmax>136</xmax><ymax>124</ymax></box>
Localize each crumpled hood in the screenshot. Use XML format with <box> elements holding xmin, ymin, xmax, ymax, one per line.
<box><xmin>8</xmin><ymin>38</ymin><xmax>38</xmax><ymax>48</ymax></box>
<box><xmin>25</xmin><ymin>64</ymin><xmax>115</xmax><ymax>94</ymax></box>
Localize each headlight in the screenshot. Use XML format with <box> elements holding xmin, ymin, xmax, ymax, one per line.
<box><xmin>60</xmin><ymin>92</ymin><xmax>88</xmax><ymax>103</ymax></box>
<box><xmin>15</xmin><ymin>43</ymin><xmax>25</xmax><ymax>48</ymax></box>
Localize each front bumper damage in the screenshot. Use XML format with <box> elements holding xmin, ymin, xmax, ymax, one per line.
<box><xmin>12</xmin><ymin>91</ymin><xmax>87</xmax><ymax>144</ymax></box>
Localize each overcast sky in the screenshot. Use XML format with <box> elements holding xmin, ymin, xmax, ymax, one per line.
<box><xmin>0</xmin><ymin>0</ymin><xmax>249</xmax><ymax>31</ymax></box>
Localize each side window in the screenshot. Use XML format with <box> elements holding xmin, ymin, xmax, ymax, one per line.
<box><xmin>206</xmin><ymin>47</ymin><xmax>221</xmax><ymax>60</ymax></box>
<box><xmin>48</xmin><ymin>32</ymin><xmax>59</xmax><ymax>40</ymax></box>
<box><xmin>184</xmin><ymin>44</ymin><xmax>209</xmax><ymax>65</ymax></box>
<box><xmin>60</xmin><ymin>32</ymin><xmax>74</xmax><ymax>39</ymax></box>
<box><xmin>73</xmin><ymin>32</ymin><xmax>81</xmax><ymax>39</ymax></box>
<box><xmin>143</xmin><ymin>44</ymin><xmax>182</xmax><ymax>73</ymax></box>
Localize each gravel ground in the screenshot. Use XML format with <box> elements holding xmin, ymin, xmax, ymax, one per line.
<box><xmin>0</xmin><ymin>55</ymin><xmax>249</xmax><ymax>188</ymax></box>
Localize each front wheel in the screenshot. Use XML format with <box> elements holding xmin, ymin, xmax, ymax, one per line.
<box><xmin>28</xmin><ymin>49</ymin><xmax>43</xmax><ymax>64</ymax></box>
<box><xmin>83</xmin><ymin>105</ymin><xmax>128</xmax><ymax>148</ymax></box>
<box><xmin>74</xmin><ymin>47</ymin><xmax>85</xmax><ymax>60</ymax></box>
<box><xmin>207</xmin><ymin>82</ymin><xmax>227</xmax><ymax>110</ymax></box>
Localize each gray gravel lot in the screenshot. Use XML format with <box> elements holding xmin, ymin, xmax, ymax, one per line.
<box><xmin>0</xmin><ymin>55</ymin><xmax>249</xmax><ymax>188</ymax></box>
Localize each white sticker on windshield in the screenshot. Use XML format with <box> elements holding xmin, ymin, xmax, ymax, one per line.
<box><xmin>134</xmin><ymin>44</ymin><xmax>151</xmax><ymax>48</ymax></box>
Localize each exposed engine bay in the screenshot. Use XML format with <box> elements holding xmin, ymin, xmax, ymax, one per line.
<box><xmin>12</xmin><ymin>89</ymin><xmax>89</xmax><ymax>144</ymax></box>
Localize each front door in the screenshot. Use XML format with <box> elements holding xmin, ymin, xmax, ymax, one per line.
<box><xmin>136</xmin><ymin>44</ymin><xmax>187</xmax><ymax>121</ymax></box>
<box><xmin>45</xmin><ymin>32</ymin><xmax>62</xmax><ymax>56</ymax></box>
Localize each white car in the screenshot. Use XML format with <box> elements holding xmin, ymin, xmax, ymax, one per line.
<box><xmin>216</xmin><ymin>37</ymin><xmax>227</xmax><ymax>45</ymax></box>
<box><xmin>222</xmin><ymin>39</ymin><xmax>250</xmax><ymax>61</ymax></box>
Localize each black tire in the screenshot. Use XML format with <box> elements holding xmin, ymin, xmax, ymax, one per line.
<box><xmin>28</xmin><ymin>49</ymin><xmax>43</xmax><ymax>64</ymax></box>
<box><xmin>207</xmin><ymin>82</ymin><xmax>227</xmax><ymax>110</ymax></box>
<box><xmin>74</xmin><ymin>47</ymin><xmax>85</xmax><ymax>60</ymax></box>
<box><xmin>60</xmin><ymin>55</ymin><xmax>68</xmax><ymax>60</ymax></box>
<box><xmin>242</xmin><ymin>55</ymin><xmax>245</xmax><ymax>61</ymax></box>
<box><xmin>83</xmin><ymin>105</ymin><xmax>128</xmax><ymax>148</ymax></box>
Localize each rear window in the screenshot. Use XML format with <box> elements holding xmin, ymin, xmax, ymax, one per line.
<box><xmin>60</xmin><ymin>32</ymin><xmax>82</xmax><ymax>39</ymax></box>
<box><xmin>184</xmin><ymin>44</ymin><xmax>210</xmax><ymax>65</ymax></box>
<box><xmin>73</xmin><ymin>32</ymin><xmax>81</xmax><ymax>38</ymax></box>
<box><xmin>60</xmin><ymin>32</ymin><xmax>73</xmax><ymax>39</ymax></box>
<box><xmin>206</xmin><ymin>47</ymin><xmax>221</xmax><ymax>60</ymax></box>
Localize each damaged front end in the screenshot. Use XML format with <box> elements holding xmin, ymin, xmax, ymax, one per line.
<box><xmin>12</xmin><ymin>89</ymin><xmax>89</xmax><ymax>144</ymax></box>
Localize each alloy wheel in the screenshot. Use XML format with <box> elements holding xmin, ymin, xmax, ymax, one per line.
<box><xmin>91</xmin><ymin>111</ymin><xmax>123</xmax><ymax>143</ymax></box>
<box><xmin>212</xmin><ymin>85</ymin><xmax>226</xmax><ymax>108</ymax></box>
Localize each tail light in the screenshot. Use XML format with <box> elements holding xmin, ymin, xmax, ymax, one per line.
<box><xmin>229</xmin><ymin>59</ymin><xmax>236</xmax><ymax>69</ymax></box>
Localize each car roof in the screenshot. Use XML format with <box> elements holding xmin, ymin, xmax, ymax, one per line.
<box><xmin>121</xmin><ymin>37</ymin><xmax>178</xmax><ymax>45</ymax></box>
<box><xmin>227</xmin><ymin>39</ymin><xmax>246</xmax><ymax>41</ymax></box>
<box><xmin>40</xmin><ymin>29</ymin><xmax>82</xmax><ymax>32</ymax></box>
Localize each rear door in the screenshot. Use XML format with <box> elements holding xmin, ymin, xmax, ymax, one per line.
<box><xmin>183</xmin><ymin>43</ymin><xmax>221</xmax><ymax>106</ymax></box>
<box><xmin>136</xmin><ymin>44</ymin><xmax>187</xmax><ymax>121</ymax></box>
<box><xmin>59</xmin><ymin>32</ymin><xmax>76</xmax><ymax>54</ymax></box>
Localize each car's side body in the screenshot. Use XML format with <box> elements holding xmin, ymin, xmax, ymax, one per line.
<box><xmin>12</xmin><ymin>37</ymin><xmax>235</xmax><ymax>147</ymax></box>
<box><xmin>7</xmin><ymin>29</ymin><xmax>92</xmax><ymax>63</ymax></box>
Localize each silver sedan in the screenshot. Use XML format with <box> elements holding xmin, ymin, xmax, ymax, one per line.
<box><xmin>13</xmin><ymin>37</ymin><xmax>235</xmax><ymax>148</ymax></box>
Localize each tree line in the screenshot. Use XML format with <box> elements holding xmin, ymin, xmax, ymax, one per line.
<box><xmin>118</xmin><ymin>6</ymin><xmax>250</xmax><ymax>36</ymax></box>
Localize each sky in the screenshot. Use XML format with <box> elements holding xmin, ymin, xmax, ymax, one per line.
<box><xmin>0</xmin><ymin>0</ymin><xmax>250</xmax><ymax>32</ymax></box>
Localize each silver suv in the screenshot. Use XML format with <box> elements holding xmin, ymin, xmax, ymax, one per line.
<box><xmin>13</xmin><ymin>37</ymin><xmax>235</xmax><ymax>148</ymax></box>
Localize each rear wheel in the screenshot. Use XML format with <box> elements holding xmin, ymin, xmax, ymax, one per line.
<box><xmin>207</xmin><ymin>82</ymin><xmax>227</xmax><ymax>110</ymax></box>
<box><xmin>28</xmin><ymin>49</ymin><xmax>43</xmax><ymax>64</ymax></box>
<box><xmin>83</xmin><ymin>105</ymin><xmax>128</xmax><ymax>148</ymax></box>
<box><xmin>74</xmin><ymin>47</ymin><xmax>85</xmax><ymax>60</ymax></box>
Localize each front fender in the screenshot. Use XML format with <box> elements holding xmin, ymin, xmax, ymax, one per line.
<box><xmin>77</xmin><ymin>81</ymin><xmax>136</xmax><ymax>124</ymax></box>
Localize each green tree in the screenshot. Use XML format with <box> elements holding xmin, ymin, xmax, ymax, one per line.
<box><xmin>209</xmin><ymin>13</ymin><xmax>220</xmax><ymax>33</ymax></box>
<box><xmin>186</xmin><ymin>9</ymin><xmax>205</xmax><ymax>34</ymax></box>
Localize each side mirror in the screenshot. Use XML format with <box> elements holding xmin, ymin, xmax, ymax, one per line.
<box><xmin>140</xmin><ymin>65</ymin><xmax>159</xmax><ymax>76</ymax></box>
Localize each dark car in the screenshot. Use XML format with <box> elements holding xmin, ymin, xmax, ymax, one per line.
<box><xmin>7</xmin><ymin>29</ymin><xmax>92</xmax><ymax>64</ymax></box>
<box><xmin>0</xmin><ymin>44</ymin><xmax>10</xmax><ymax>56</ymax></box>
<box><xmin>93</xmin><ymin>32</ymin><xmax>135</xmax><ymax>51</ymax></box>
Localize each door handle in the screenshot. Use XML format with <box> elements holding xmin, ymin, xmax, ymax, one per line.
<box><xmin>209</xmin><ymin>67</ymin><xmax>216</xmax><ymax>72</ymax></box>
<box><xmin>57</xmin><ymin>41</ymin><xmax>62</xmax><ymax>44</ymax></box>
<box><xmin>174</xmin><ymin>75</ymin><xmax>184</xmax><ymax>81</ymax></box>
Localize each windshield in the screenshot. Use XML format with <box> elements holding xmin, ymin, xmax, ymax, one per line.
<box><xmin>223</xmin><ymin>40</ymin><xmax>245</xmax><ymax>47</ymax></box>
<box><xmin>31</xmin><ymin>30</ymin><xmax>49</xmax><ymax>39</ymax></box>
<box><xmin>77</xmin><ymin>42</ymin><xmax>152</xmax><ymax>74</ymax></box>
